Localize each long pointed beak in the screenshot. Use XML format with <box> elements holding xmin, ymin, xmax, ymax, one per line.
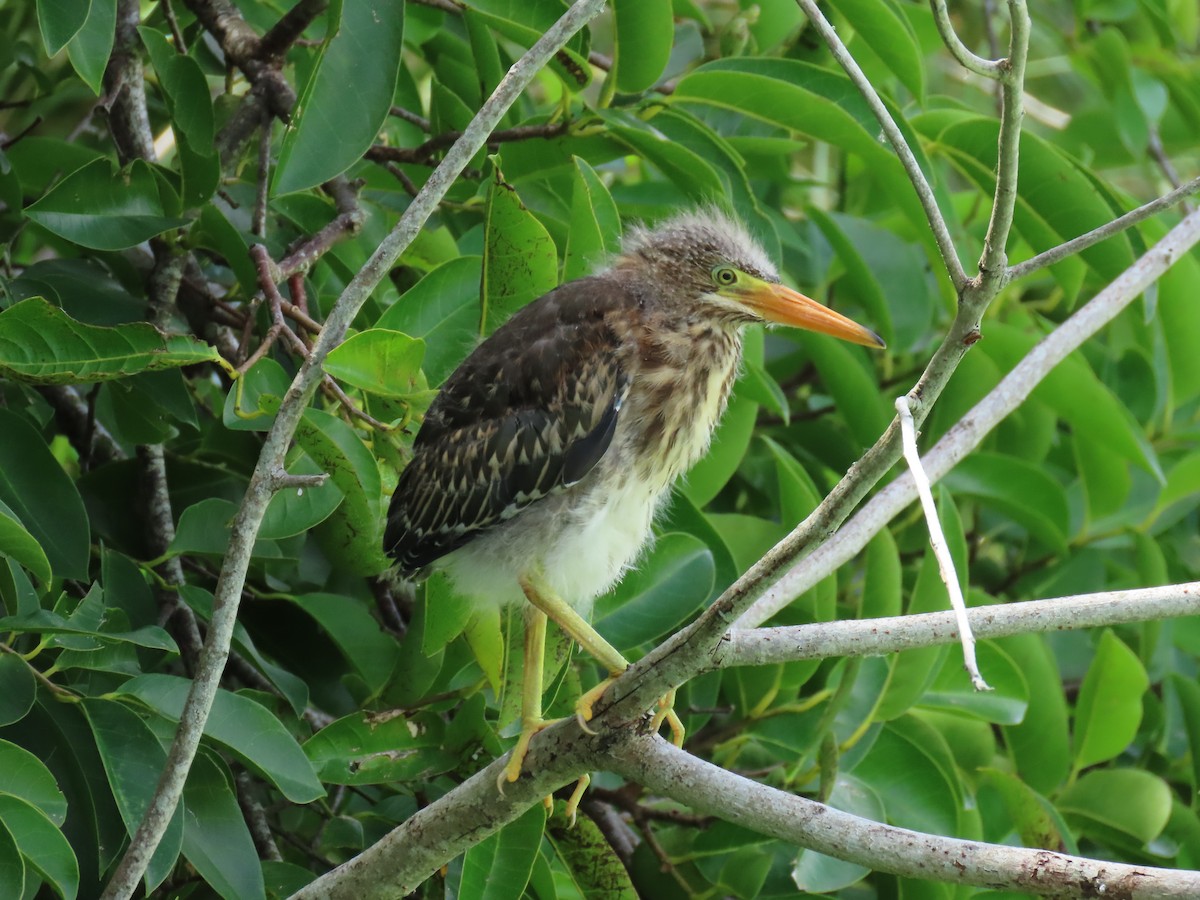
<box><xmin>743</xmin><ymin>282</ymin><xmax>886</xmax><ymax>349</ymax></box>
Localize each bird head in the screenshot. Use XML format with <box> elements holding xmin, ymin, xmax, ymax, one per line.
<box><xmin>617</xmin><ymin>208</ymin><xmax>885</xmax><ymax>349</ymax></box>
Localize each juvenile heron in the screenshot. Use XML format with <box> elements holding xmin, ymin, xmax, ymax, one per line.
<box><xmin>384</xmin><ymin>209</ymin><xmax>883</xmax><ymax>793</ymax></box>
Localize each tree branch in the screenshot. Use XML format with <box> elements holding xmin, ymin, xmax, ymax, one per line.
<box><xmin>930</xmin><ymin>0</ymin><xmax>1005</xmax><ymax>79</ymax></box>
<box><xmin>99</xmin><ymin>2</ymin><xmax>610</xmax><ymax>896</ymax></box>
<box><xmin>607</xmin><ymin>736</ymin><xmax>1200</xmax><ymax>898</ymax></box>
<box><xmin>738</xmin><ymin>207</ymin><xmax>1200</xmax><ymax>627</ymax></box>
<box><xmin>794</xmin><ymin>0</ymin><xmax>969</xmax><ymax>290</ymax></box>
<box><xmin>720</xmin><ymin>583</ymin><xmax>1200</xmax><ymax>668</ymax></box>
<box><xmin>1008</xmin><ymin>174</ymin><xmax>1200</xmax><ymax>281</ymax></box>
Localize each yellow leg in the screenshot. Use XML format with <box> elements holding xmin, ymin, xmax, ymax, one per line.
<box><xmin>499</xmin><ymin>606</ymin><xmax>555</xmax><ymax>789</ymax></box>
<box><xmin>519</xmin><ymin>571</ymin><xmax>629</xmax><ymax>674</ymax></box>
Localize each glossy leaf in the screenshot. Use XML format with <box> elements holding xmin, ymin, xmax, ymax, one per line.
<box><xmin>118</xmin><ymin>674</ymin><xmax>325</xmax><ymax>803</ymax></box>
<box><xmin>1058</xmin><ymin>769</ymin><xmax>1172</xmax><ymax>844</ymax></box>
<box><xmin>83</xmin><ymin>700</ymin><xmax>183</xmax><ymax>892</ymax></box>
<box><xmin>24</xmin><ymin>159</ymin><xmax>188</xmax><ymax>250</ymax></box>
<box><xmin>0</xmin><ymin>408</ymin><xmax>89</xmax><ymax>580</ymax></box>
<box><xmin>0</xmin><ymin>498</ymin><xmax>52</xmax><ymax>587</ymax></box>
<box><xmin>611</xmin><ymin>0</ymin><xmax>673</xmax><ymax>93</ymax></box>
<box><xmin>0</xmin><ymin>656</ymin><xmax>36</xmax><ymax>727</ymax></box>
<box><xmin>0</xmin><ymin>793</ymin><xmax>79</xmax><ymax>900</ymax></box>
<box><xmin>1073</xmin><ymin>630</ymin><xmax>1148</xmax><ymax>771</ymax></box>
<box><xmin>0</xmin><ymin>739</ymin><xmax>67</xmax><ymax>825</ymax></box>
<box><xmin>295</xmin><ymin>407</ymin><xmax>389</xmax><ymax>575</ymax></box>
<box><xmin>481</xmin><ymin>168</ymin><xmax>558</xmax><ymax>334</ymax></box>
<box><xmin>377</xmin><ymin>256</ymin><xmax>482</xmax><ymax>387</ymax></box>
<box><xmin>324</xmin><ymin>329</ymin><xmax>425</xmax><ymax>398</ymax></box>
<box><xmin>286</xmin><ymin>593</ymin><xmax>400</xmax><ymax>694</ymax></box>
<box><xmin>304</xmin><ymin>711</ymin><xmax>455</xmax><ymax>785</ymax></box>
<box><xmin>274</xmin><ymin>2</ymin><xmax>405</xmax><ymax>194</ymax></box>
<box><xmin>181</xmin><ymin>751</ymin><xmax>266</xmax><ymax>900</ymax></box>
<box><xmin>0</xmin><ymin>298</ymin><xmax>223</xmax><ymax>385</ymax></box>
<box><xmin>594</xmin><ymin>533</ymin><xmax>715</xmax><ymax>651</ymax></box>
<box><xmin>944</xmin><ymin>453</ymin><xmax>1071</xmax><ymax>552</ymax></box>
<box><xmin>459</xmin><ymin>803</ymin><xmax>546</xmax><ymax>900</ymax></box>
<box><xmin>837</xmin><ymin>0</ymin><xmax>925</xmax><ymax>100</ymax></box>
<box><xmin>37</xmin><ymin>0</ymin><xmax>89</xmax><ymax>54</ymax></box>
<box><xmin>563</xmin><ymin>157</ymin><xmax>622</xmax><ymax>281</ymax></box>
<box><xmin>65</xmin><ymin>0</ymin><xmax>116</xmax><ymax>94</ymax></box>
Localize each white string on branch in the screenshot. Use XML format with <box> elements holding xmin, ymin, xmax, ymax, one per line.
<box><xmin>895</xmin><ymin>395</ymin><xmax>992</xmax><ymax>691</ymax></box>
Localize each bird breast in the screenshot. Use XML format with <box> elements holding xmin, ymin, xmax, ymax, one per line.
<box><xmin>624</xmin><ymin>322</ymin><xmax>743</xmax><ymax>490</ymax></box>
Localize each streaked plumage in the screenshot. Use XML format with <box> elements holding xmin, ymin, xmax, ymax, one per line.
<box><xmin>383</xmin><ymin>208</ymin><xmax>883</xmax><ymax>796</ymax></box>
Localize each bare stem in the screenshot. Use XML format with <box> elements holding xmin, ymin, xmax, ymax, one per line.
<box><xmin>1008</xmin><ymin>174</ymin><xmax>1200</xmax><ymax>281</ymax></box>
<box><xmin>607</xmin><ymin>736</ymin><xmax>1200</xmax><ymax>898</ymax></box>
<box><xmin>794</xmin><ymin>0</ymin><xmax>969</xmax><ymax>290</ymax></box>
<box><xmin>930</xmin><ymin>0</ymin><xmax>1005</xmax><ymax>79</ymax></box>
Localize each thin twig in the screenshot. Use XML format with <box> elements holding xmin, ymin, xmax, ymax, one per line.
<box><xmin>895</xmin><ymin>396</ymin><xmax>990</xmax><ymax>690</ymax></box>
<box><xmin>367</xmin><ymin>121</ymin><xmax>573</xmax><ymax>166</ymax></box>
<box><xmin>258</xmin><ymin>0</ymin><xmax>328</xmax><ymax>61</ymax></box>
<box><xmin>794</xmin><ymin>0</ymin><xmax>969</xmax><ymax>290</ymax></box>
<box><xmin>389</xmin><ymin>106</ymin><xmax>431</xmax><ymax>131</ymax></box>
<box><xmin>930</xmin><ymin>0</ymin><xmax>1004</xmax><ymax>79</ymax></box>
<box><xmin>1007</xmin><ymin>175</ymin><xmax>1200</xmax><ymax>280</ymax></box>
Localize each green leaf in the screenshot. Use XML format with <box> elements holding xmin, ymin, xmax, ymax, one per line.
<box><xmin>860</xmin><ymin>529</ymin><xmax>902</xmax><ymax>620</ymax></box>
<box><xmin>274</xmin><ymin>1</ymin><xmax>405</xmax><ymax>194</ymax></box>
<box><xmin>922</xmin><ymin>641</ymin><xmax>1029</xmax><ymax>725</ymax></box>
<box><xmin>1059</xmin><ymin>769</ymin><xmax>1171</xmax><ymax>845</ymax></box>
<box><xmin>286</xmin><ymin>593</ymin><xmax>400</xmax><ymax>695</ymax></box>
<box><xmin>594</xmin><ymin>533</ymin><xmax>715</xmax><ymax>651</ymax></box>
<box><xmin>837</xmin><ymin>0</ymin><xmax>925</xmax><ymax>100</ymax></box>
<box><xmin>324</xmin><ymin>329</ymin><xmax>426</xmax><ymax>398</ymax></box>
<box><xmin>377</xmin><ymin>256</ymin><xmax>482</xmax><ymax>387</ymax></box>
<box><xmin>0</xmin><ymin>740</ymin><xmax>67</xmax><ymax>825</ymax></box>
<box><xmin>1072</xmin><ymin>630</ymin><xmax>1148</xmax><ymax>771</ymax></box>
<box><xmin>37</xmin><ymin>0</ymin><xmax>89</xmax><ymax>54</ymax></box>
<box><xmin>422</xmin><ymin>572</ymin><xmax>474</xmax><ymax>656</ymax></box>
<box><xmin>0</xmin><ymin>498</ymin><xmax>52</xmax><ymax>587</ymax></box>
<box><xmin>0</xmin><ymin>817</ymin><xmax>23</xmax><ymax>899</ymax></box>
<box><xmin>978</xmin><ymin>769</ymin><xmax>1067</xmax><ymax>851</ymax></box>
<box><xmin>795</xmin><ymin>331</ymin><xmax>888</xmax><ymax>450</ymax></box>
<box><xmin>118</xmin><ymin>674</ymin><xmax>325</xmax><ymax>803</ymax></box>
<box><xmin>611</xmin><ymin>0</ymin><xmax>673</xmax><ymax>93</ymax></box>
<box><xmin>82</xmin><ymin>700</ymin><xmax>183</xmax><ymax>893</ymax></box>
<box><xmin>65</xmin><ymin>0</ymin><xmax>116</xmax><ymax>94</ymax></box>
<box><xmin>563</xmin><ymin>157</ymin><xmax>622</xmax><ymax>282</ymax></box>
<box><xmin>460</xmin><ymin>803</ymin><xmax>547</xmax><ymax>900</ymax></box>
<box><xmin>303</xmin><ymin>711</ymin><xmax>456</xmax><ymax>785</ymax></box>
<box><xmin>223</xmin><ymin>357</ymin><xmax>291</xmax><ymax>432</ymax></box>
<box><xmin>167</xmin><ymin>498</ymin><xmax>283</xmax><ymax>559</ymax></box>
<box><xmin>998</xmin><ymin>635</ymin><xmax>1070</xmax><ymax>794</ymax></box>
<box><xmin>181</xmin><ymin>751</ymin><xmax>267</xmax><ymax>900</ymax></box>
<box><xmin>0</xmin><ymin>655</ymin><xmax>36</xmax><ymax>727</ymax></box>
<box><xmin>0</xmin><ymin>298</ymin><xmax>223</xmax><ymax>385</ymax></box>
<box><xmin>0</xmin><ymin>793</ymin><xmax>79</xmax><ymax>900</ymax></box>
<box><xmin>138</xmin><ymin>28</ymin><xmax>214</xmax><ymax>148</ymax></box>
<box><xmin>296</xmin><ymin>407</ymin><xmax>389</xmax><ymax>575</ymax></box>
<box><xmin>545</xmin><ymin>805</ymin><xmax>638</xmax><ymax>898</ymax></box>
<box><xmin>851</xmin><ymin>715</ymin><xmax>961</xmax><ymax>835</ymax></box>
<box><xmin>481</xmin><ymin>168</ymin><xmax>558</xmax><ymax>334</ymax></box>
<box><xmin>25</xmin><ymin>159</ymin><xmax>189</xmax><ymax>251</ymax></box>
<box><xmin>944</xmin><ymin>453</ymin><xmax>1070</xmax><ymax>552</ymax></box>
<box><xmin>671</xmin><ymin>59</ymin><xmax>932</xmax><ymax>237</ymax></box>
<box><xmin>0</xmin><ymin>408</ymin><xmax>89</xmax><ymax>580</ymax></box>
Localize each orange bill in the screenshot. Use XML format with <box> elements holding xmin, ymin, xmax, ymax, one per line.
<box><xmin>742</xmin><ymin>282</ymin><xmax>886</xmax><ymax>349</ymax></box>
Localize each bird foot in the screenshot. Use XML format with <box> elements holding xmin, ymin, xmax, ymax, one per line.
<box><xmin>563</xmin><ymin>773</ymin><xmax>590</xmax><ymax>826</ymax></box>
<box><xmin>497</xmin><ymin>716</ymin><xmax>564</xmax><ymax>793</ymax></box>
<box><xmin>648</xmin><ymin>689</ymin><xmax>686</xmax><ymax>747</ymax></box>
<box><xmin>573</xmin><ymin>673</ymin><xmax>621</xmax><ymax>733</ymax></box>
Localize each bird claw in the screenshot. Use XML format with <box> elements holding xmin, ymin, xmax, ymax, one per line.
<box><xmin>564</xmin><ymin>773</ymin><xmax>590</xmax><ymax>827</ymax></box>
<box><xmin>648</xmin><ymin>689</ymin><xmax>686</xmax><ymax>747</ymax></box>
<box><xmin>573</xmin><ymin>674</ymin><xmax>619</xmax><ymax>731</ymax></box>
<box><xmin>498</xmin><ymin>717</ymin><xmax>559</xmax><ymax>792</ymax></box>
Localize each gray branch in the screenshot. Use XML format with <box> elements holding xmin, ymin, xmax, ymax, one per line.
<box><xmin>607</xmin><ymin>735</ymin><xmax>1200</xmax><ymax>898</ymax></box>
<box><xmin>740</xmin><ymin>207</ymin><xmax>1200</xmax><ymax>627</ymax></box>
<box><xmin>98</xmin><ymin>1</ymin><xmax>609</xmax><ymax>897</ymax></box>
<box><xmin>1008</xmin><ymin>174</ymin><xmax>1200</xmax><ymax>281</ymax></box>
<box><xmin>930</xmin><ymin>0</ymin><xmax>1005</xmax><ymax>79</ymax></box>
<box><xmin>795</xmin><ymin>0</ymin><xmax>969</xmax><ymax>290</ymax></box>
<box><xmin>722</xmin><ymin>584</ymin><xmax>1200</xmax><ymax>668</ymax></box>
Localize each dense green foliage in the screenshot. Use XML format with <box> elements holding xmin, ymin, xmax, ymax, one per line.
<box><xmin>0</xmin><ymin>0</ymin><xmax>1198</xmax><ymax>897</ymax></box>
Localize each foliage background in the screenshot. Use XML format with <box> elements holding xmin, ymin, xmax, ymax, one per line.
<box><xmin>0</xmin><ymin>0</ymin><xmax>1199</xmax><ymax>897</ymax></box>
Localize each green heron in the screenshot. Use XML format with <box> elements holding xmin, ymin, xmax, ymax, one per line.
<box><xmin>384</xmin><ymin>209</ymin><xmax>883</xmax><ymax>798</ymax></box>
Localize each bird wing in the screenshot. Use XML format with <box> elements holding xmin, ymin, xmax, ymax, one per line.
<box><xmin>384</xmin><ymin>277</ymin><xmax>634</xmax><ymax>574</ymax></box>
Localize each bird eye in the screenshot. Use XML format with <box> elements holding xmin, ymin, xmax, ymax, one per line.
<box><xmin>713</xmin><ymin>267</ymin><xmax>738</xmax><ymax>286</ymax></box>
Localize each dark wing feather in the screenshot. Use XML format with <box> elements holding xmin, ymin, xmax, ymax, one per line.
<box><xmin>384</xmin><ymin>276</ymin><xmax>635</xmax><ymax>574</ymax></box>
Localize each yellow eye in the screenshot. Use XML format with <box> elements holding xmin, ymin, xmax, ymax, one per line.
<box><xmin>713</xmin><ymin>267</ymin><xmax>738</xmax><ymax>286</ymax></box>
